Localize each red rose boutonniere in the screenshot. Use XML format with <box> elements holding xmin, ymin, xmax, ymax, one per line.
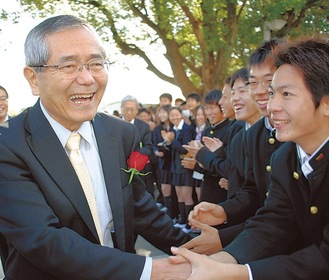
<box><xmin>122</xmin><ymin>151</ymin><xmax>150</xmax><ymax>184</ymax></box>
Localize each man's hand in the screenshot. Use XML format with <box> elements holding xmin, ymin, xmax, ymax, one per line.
<box><xmin>189</xmin><ymin>202</ymin><xmax>227</xmax><ymax>226</ymax></box>
<box><xmin>170</xmin><ymin>247</ymin><xmax>249</xmax><ymax>280</ymax></box>
<box><xmin>181</xmin><ymin>157</ymin><xmax>197</xmax><ymax>170</ymax></box>
<box><xmin>202</xmin><ymin>137</ymin><xmax>223</xmax><ymax>152</ymax></box>
<box><xmin>151</xmin><ymin>257</ymin><xmax>191</xmax><ymax>280</ymax></box>
<box><xmin>180</xmin><ymin>219</ymin><xmax>222</xmax><ymax>255</ymax></box>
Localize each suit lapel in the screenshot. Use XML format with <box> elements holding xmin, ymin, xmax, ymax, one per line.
<box><xmin>25</xmin><ymin>102</ymin><xmax>100</xmax><ymax>242</ymax></box>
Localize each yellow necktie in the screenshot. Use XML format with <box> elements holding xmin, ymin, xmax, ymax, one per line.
<box><xmin>66</xmin><ymin>132</ymin><xmax>104</xmax><ymax>245</ymax></box>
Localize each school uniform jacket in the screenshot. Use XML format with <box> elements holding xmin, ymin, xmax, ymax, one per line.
<box><xmin>224</xmin><ymin>141</ymin><xmax>329</xmax><ymax>279</ymax></box>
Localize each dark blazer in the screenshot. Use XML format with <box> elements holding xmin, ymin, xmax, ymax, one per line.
<box><xmin>170</xmin><ymin>122</ymin><xmax>193</xmax><ymax>174</ymax></box>
<box><xmin>133</xmin><ymin>118</ymin><xmax>154</xmax><ymax>158</ymax></box>
<box><xmin>224</xmin><ymin>141</ymin><xmax>329</xmax><ymax>279</ymax></box>
<box><xmin>220</xmin><ymin>118</ymin><xmax>283</xmax><ymax>226</ymax></box>
<box><xmin>0</xmin><ymin>101</ymin><xmax>190</xmax><ymax>280</ymax></box>
<box><xmin>153</xmin><ymin>124</ymin><xmax>172</xmax><ymax>171</ymax></box>
<box><xmin>197</xmin><ymin>119</ymin><xmax>231</xmax><ymax>203</ymax></box>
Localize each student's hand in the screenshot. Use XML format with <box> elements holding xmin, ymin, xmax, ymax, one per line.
<box><xmin>180</xmin><ymin>219</ymin><xmax>222</xmax><ymax>255</ymax></box>
<box><xmin>219</xmin><ymin>178</ymin><xmax>228</xmax><ymax>190</ymax></box>
<box><xmin>202</xmin><ymin>137</ymin><xmax>223</xmax><ymax>152</ymax></box>
<box><xmin>181</xmin><ymin>157</ymin><xmax>197</xmax><ymax>170</ymax></box>
<box><xmin>183</xmin><ymin>141</ymin><xmax>203</xmax><ymax>158</ymax></box>
<box><xmin>189</xmin><ymin>202</ymin><xmax>227</xmax><ymax>226</ymax></box>
<box><xmin>170</xmin><ymin>247</ymin><xmax>249</xmax><ymax>280</ymax></box>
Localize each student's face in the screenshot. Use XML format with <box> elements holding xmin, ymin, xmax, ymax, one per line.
<box><xmin>158</xmin><ymin>108</ymin><xmax>169</xmax><ymax>123</ymax></box>
<box><xmin>195</xmin><ymin>108</ymin><xmax>206</xmax><ymax>126</ymax></box>
<box><xmin>219</xmin><ymin>84</ymin><xmax>234</xmax><ymax>119</ymax></box>
<box><xmin>268</xmin><ymin>64</ymin><xmax>329</xmax><ymax>154</ymax></box>
<box><xmin>137</xmin><ymin>111</ymin><xmax>150</xmax><ymax>122</ymax></box>
<box><xmin>169</xmin><ymin>108</ymin><xmax>182</xmax><ymax>127</ymax></box>
<box><xmin>231</xmin><ymin>78</ymin><xmax>259</xmax><ymax>125</ymax></box>
<box><xmin>121</xmin><ymin>101</ymin><xmax>138</xmax><ymax>122</ymax></box>
<box><xmin>0</xmin><ymin>89</ymin><xmax>8</xmax><ymax>122</ymax></box>
<box><xmin>249</xmin><ymin>62</ymin><xmax>276</xmax><ymax>117</ymax></box>
<box><xmin>205</xmin><ymin>103</ymin><xmax>224</xmax><ymax>125</ymax></box>
<box><xmin>187</xmin><ymin>98</ymin><xmax>199</xmax><ymax>111</ymax></box>
<box><xmin>24</xmin><ymin>27</ymin><xmax>107</xmax><ymax>131</ymax></box>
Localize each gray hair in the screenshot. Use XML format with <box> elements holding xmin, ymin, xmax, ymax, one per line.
<box><xmin>121</xmin><ymin>95</ymin><xmax>139</xmax><ymax>108</ymax></box>
<box><xmin>24</xmin><ymin>15</ymin><xmax>106</xmax><ymax>70</ymax></box>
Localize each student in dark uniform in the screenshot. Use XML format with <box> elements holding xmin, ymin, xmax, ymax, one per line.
<box><xmin>182</xmin><ymin>39</ymin><xmax>286</xmax><ymax>254</ymax></box>
<box><xmin>171</xmin><ymin>36</ymin><xmax>329</xmax><ymax>280</ymax></box>
<box><xmin>198</xmin><ymin>90</ymin><xmax>231</xmax><ymax>204</ymax></box>
<box><xmin>162</xmin><ymin>107</ymin><xmax>194</xmax><ymax>233</ymax></box>
<box><xmin>153</xmin><ymin>105</ymin><xmax>178</xmax><ymax>220</ymax></box>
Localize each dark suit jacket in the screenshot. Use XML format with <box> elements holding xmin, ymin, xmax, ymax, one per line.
<box><xmin>224</xmin><ymin>141</ymin><xmax>329</xmax><ymax>279</ymax></box>
<box><xmin>0</xmin><ymin>101</ymin><xmax>190</xmax><ymax>280</ymax></box>
<box><xmin>133</xmin><ymin>118</ymin><xmax>154</xmax><ymax>158</ymax></box>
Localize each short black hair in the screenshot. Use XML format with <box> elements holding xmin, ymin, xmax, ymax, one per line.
<box><xmin>275</xmin><ymin>37</ymin><xmax>329</xmax><ymax>108</ymax></box>
<box><xmin>187</xmin><ymin>93</ymin><xmax>201</xmax><ymax>102</ymax></box>
<box><xmin>203</xmin><ymin>89</ymin><xmax>222</xmax><ymax>105</ymax></box>
<box><xmin>230</xmin><ymin>68</ymin><xmax>249</xmax><ymax>88</ymax></box>
<box><xmin>160</xmin><ymin>93</ymin><xmax>172</xmax><ymax>102</ymax></box>
<box><xmin>0</xmin><ymin>86</ymin><xmax>8</xmax><ymax>98</ymax></box>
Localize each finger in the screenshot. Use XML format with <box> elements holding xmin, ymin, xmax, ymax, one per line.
<box><xmin>188</xmin><ymin>218</ymin><xmax>209</xmax><ymax>230</ymax></box>
<box><xmin>172</xmin><ymin>247</ymin><xmax>198</xmax><ymax>264</ymax></box>
<box><xmin>180</xmin><ymin>238</ymin><xmax>198</xmax><ymax>250</ymax></box>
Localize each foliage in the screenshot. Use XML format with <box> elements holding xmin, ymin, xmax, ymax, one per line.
<box><xmin>9</xmin><ymin>0</ymin><xmax>329</xmax><ymax>98</ymax></box>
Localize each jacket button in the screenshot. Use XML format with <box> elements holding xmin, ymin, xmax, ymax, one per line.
<box><xmin>210</xmin><ymin>131</ymin><xmax>214</xmax><ymax>135</ymax></box>
<box><xmin>266</xmin><ymin>165</ymin><xmax>271</xmax><ymax>172</ymax></box>
<box><xmin>293</xmin><ymin>172</ymin><xmax>299</xmax><ymax>180</ymax></box>
<box><xmin>268</xmin><ymin>137</ymin><xmax>276</xmax><ymax>145</ymax></box>
<box><xmin>310</xmin><ymin>206</ymin><xmax>318</xmax><ymax>215</ymax></box>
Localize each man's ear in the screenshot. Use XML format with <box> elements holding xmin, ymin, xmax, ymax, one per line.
<box><xmin>23</xmin><ymin>67</ymin><xmax>40</xmax><ymax>97</ymax></box>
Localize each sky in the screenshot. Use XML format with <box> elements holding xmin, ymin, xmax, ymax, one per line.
<box><xmin>0</xmin><ymin>1</ymin><xmax>184</xmax><ymax>115</ymax></box>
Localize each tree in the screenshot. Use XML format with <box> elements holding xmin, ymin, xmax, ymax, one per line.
<box><xmin>11</xmin><ymin>0</ymin><xmax>329</xmax><ymax>98</ymax></box>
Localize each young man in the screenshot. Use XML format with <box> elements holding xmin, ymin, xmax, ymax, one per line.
<box><xmin>0</xmin><ymin>15</ymin><xmax>191</xmax><ymax>279</ymax></box>
<box><xmin>172</xmin><ymin>37</ymin><xmax>329</xmax><ymax>279</ymax></box>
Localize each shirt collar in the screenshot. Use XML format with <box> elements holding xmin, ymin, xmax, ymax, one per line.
<box><xmin>296</xmin><ymin>135</ymin><xmax>329</xmax><ymax>177</ymax></box>
<box><xmin>40</xmin><ymin>100</ymin><xmax>93</xmax><ymax>148</ymax></box>
<box><xmin>174</xmin><ymin>119</ymin><xmax>184</xmax><ymax>130</ymax></box>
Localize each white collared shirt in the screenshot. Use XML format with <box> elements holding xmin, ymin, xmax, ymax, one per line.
<box><xmin>40</xmin><ymin>102</ymin><xmax>152</xmax><ymax>279</ymax></box>
<box><xmin>40</xmin><ymin>102</ymin><xmax>113</xmax><ymax>247</ymax></box>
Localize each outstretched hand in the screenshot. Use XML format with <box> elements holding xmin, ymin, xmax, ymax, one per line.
<box><xmin>189</xmin><ymin>202</ymin><xmax>227</xmax><ymax>226</ymax></box>
<box><xmin>180</xmin><ymin>219</ymin><xmax>222</xmax><ymax>255</ymax></box>
<box><xmin>170</xmin><ymin>247</ymin><xmax>249</xmax><ymax>280</ymax></box>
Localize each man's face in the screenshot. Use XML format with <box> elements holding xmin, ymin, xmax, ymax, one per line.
<box><xmin>268</xmin><ymin>64</ymin><xmax>328</xmax><ymax>153</ymax></box>
<box><xmin>187</xmin><ymin>97</ymin><xmax>200</xmax><ymax>112</ymax></box>
<box><xmin>219</xmin><ymin>84</ymin><xmax>234</xmax><ymax>119</ymax></box>
<box><xmin>204</xmin><ymin>102</ymin><xmax>224</xmax><ymax>125</ymax></box>
<box><xmin>159</xmin><ymin>97</ymin><xmax>171</xmax><ymax>107</ymax></box>
<box><xmin>249</xmin><ymin>62</ymin><xmax>276</xmax><ymax>117</ymax></box>
<box><xmin>0</xmin><ymin>89</ymin><xmax>8</xmax><ymax>122</ymax></box>
<box><xmin>24</xmin><ymin>27</ymin><xmax>107</xmax><ymax>131</ymax></box>
<box><xmin>231</xmin><ymin>78</ymin><xmax>259</xmax><ymax>125</ymax></box>
<box><xmin>121</xmin><ymin>100</ymin><xmax>138</xmax><ymax>122</ymax></box>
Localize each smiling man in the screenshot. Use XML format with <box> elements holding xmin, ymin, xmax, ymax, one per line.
<box><xmin>0</xmin><ymin>15</ymin><xmax>191</xmax><ymax>280</ymax></box>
